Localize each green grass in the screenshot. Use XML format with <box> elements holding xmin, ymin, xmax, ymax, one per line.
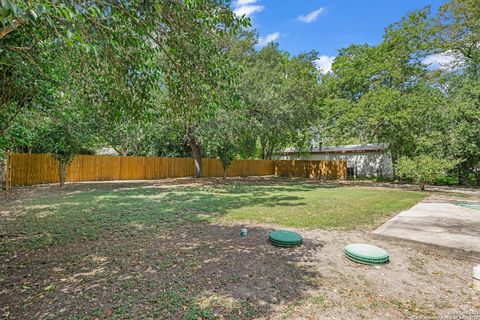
<box><xmin>221</xmin><ymin>185</ymin><xmax>425</xmax><ymax>228</ymax></box>
<box><xmin>1</xmin><ymin>182</ymin><xmax>425</xmax><ymax>252</ymax></box>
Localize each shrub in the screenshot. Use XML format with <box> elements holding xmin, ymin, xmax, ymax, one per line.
<box><xmin>434</xmin><ymin>175</ymin><xmax>459</xmax><ymax>186</ymax></box>
<box><xmin>395</xmin><ymin>155</ymin><xmax>457</xmax><ymax>191</ymax></box>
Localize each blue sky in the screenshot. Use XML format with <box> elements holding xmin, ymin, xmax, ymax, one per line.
<box><xmin>232</xmin><ymin>0</ymin><xmax>447</xmax><ymax>72</ymax></box>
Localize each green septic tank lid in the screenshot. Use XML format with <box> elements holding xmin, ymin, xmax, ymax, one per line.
<box><xmin>455</xmin><ymin>201</ymin><xmax>480</xmax><ymax>210</ymax></box>
<box><xmin>269</xmin><ymin>230</ymin><xmax>302</xmax><ymax>247</ymax></box>
<box><xmin>344</xmin><ymin>243</ymin><xmax>389</xmax><ymax>265</ymax></box>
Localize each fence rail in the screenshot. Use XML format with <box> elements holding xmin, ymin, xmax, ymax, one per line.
<box><xmin>7</xmin><ymin>153</ymin><xmax>346</xmax><ymax>186</ymax></box>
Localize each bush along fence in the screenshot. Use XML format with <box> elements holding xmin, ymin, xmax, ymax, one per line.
<box><xmin>5</xmin><ymin>153</ymin><xmax>347</xmax><ymax>187</ymax></box>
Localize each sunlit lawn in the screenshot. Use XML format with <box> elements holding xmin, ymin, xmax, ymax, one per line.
<box><xmin>2</xmin><ymin>181</ymin><xmax>425</xmax><ymax>252</ymax></box>
<box><xmin>220</xmin><ymin>185</ymin><xmax>425</xmax><ymax>228</ymax></box>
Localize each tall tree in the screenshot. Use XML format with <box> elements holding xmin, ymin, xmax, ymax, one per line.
<box><xmin>319</xmin><ymin>0</ymin><xmax>480</xmax><ymax>184</ymax></box>
<box><xmin>432</xmin><ymin>0</ymin><xmax>480</xmax><ymax>184</ymax></box>
<box><xmin>320</xmin><ymin>8</ymin><xmax>446</xmax><ymax>163</ymax></box>
<box><xmin>239</xmin><ymin>43</ymin><xmax>320</xmax><ymax>159</ymax></box>
<box><xmin>1</xmin><ymin>1</ymin><xmax>249</xmax><ymax>180</ymax></box>
<box><xmin>199</xmin><ymin>109</ymin><xmax>245</xmax><ymax>178</ymax></box>
<box><xmin>141</xmin><ymin>1</ymin><xmax>248</xmax><ymax>177</ymax></box>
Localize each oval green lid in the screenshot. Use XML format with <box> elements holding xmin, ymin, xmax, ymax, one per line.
<box><xmin>269</xmin><ymin>242</ymin><xmax>301</xmax><ymax>248</ymax></box>
<box><xmin>455</xmin><ymin>201</ymin><xmax>480</xmax><ymax>210</ymax></box>
<box><xmin>269</xmin><ymin>230</ymin><xmax>302</xmax><ymax>247</ymax></box>
<box><xmin>344</xmin><ymin>243</ymin><xmax>389</xmax><ymax>265</ymax></box>
<box><xmin>268</xmin><ymin>236</ymin><xmax>302</xmax><ymax>245</ymax></box>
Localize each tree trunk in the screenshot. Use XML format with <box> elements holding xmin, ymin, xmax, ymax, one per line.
<box><xmin>223</xmin><ymin>166</ymin><xmax>228</xmax><ymax>179</ymax></box>
<box><xmin>420</xmin><ymin>183</ymin><xmax>426</xmax><ymax>191</ymax></box>
<box><xmin>188</xmin><ymin>137</ymin><xmax>203</xmax><ymax>178</ymax></box>
<box><xmin>0</xmin><ymin>17</ymin><xmax>25</xmax><ymax>40</ymax></box>
<box><xmin>265</xmin><ymin>146</ymin><xmax>274</xmax><ymax>160</ymax></box>
<box><xmin>0</xmin><ymin>158</ymin><xmax>5</xmax><ymax>190</ymax></box>
<box><xmin>58</xmin><ymin>160</ymin><xmax>68</xmax><ymax>187</ymax></box>
<box><xmin>112</xmin><ymin>146</ymin><xmax>128</xmax><ymax>156</ymax></box>
<box><xmin>260</xmin><ymin>137</ymin><xmax>267</xmax><ymax>160</ymax></box>
<box><xmin>245</xmin><ymin>137</ymin><xmax>256</xmax><ymax>159</ymax></box>
<box><xmin>390</xmin><ymin>149</ymin><xmax>398</xmax><ymax>180</ymax></box>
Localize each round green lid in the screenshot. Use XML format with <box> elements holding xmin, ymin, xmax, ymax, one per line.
<box><xmin>455</xmin><ymin>201</ymin><xmax>480</xmax><ymax>210</ymax></box>
<box><xmin>269</xmin><ymin>230</ymin><xmax>302</xmax><ymax>247</ymax></box>
<box><xmin>344</xmin><ymin>243</ymin><xmax>389</xmax><ymax>265</ymax></box>
<box><xmin>268</xmin><ymin>236</ymin><xmax>302</xmax><ymax>245</ymax></box>
<box><xmin>269</xmin><ymin>241</ymin><xmax>301</xmax><ymax>248</ymax></box>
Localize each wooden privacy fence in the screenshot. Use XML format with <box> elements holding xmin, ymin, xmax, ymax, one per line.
<box><xmin>274</xmin><ymin>160</ymin><xmax>347</xmax><ymax>180</ymax></box>
<box><xmin>6</xmin><ymin>153</ymin><xmax>346</xmax><ymax>186</ymax></box>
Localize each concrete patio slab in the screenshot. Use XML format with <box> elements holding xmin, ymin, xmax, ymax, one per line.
<box><xmin>373</xmin><ymin>198</ymin><xmax>480</xmax><ymax>260</ymax></box>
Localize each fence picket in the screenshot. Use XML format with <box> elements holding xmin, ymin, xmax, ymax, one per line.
<box><xmin>7</xmin><ymin>153</ymin><xmax>346</xmax><ymax>186</ymax></box>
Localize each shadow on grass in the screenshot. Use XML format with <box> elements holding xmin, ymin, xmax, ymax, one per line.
<box><xmin>1</xmin><ymin>181</ymin><xmax>335</xmax><ymax>252</ymax></box>
<box><xmin>0</xmin><ymin>223</ymin><xmax>325</xmax><ymax>319</ymax></box>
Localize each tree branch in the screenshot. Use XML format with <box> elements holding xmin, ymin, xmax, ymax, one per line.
<box><xmin>0</xmin><ymin>18</ymin><xmax>26</xmax><ymax>40</ymax></box>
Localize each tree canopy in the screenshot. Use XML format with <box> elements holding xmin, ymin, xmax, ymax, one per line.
<box><xmin>1</xmin><ymin>0</ymin><xmax>479</xmax><ymax>186</ymax></box>
<box><xmin>319</xmin><ymin>0</ymin><xmax>479</xmax><ymax>185</ymax></box>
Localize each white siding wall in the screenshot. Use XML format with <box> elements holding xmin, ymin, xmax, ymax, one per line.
<box><xmin>274</xmin><ymin>152</ymin><xmax>393</xmax><ymax>178</ymax></box>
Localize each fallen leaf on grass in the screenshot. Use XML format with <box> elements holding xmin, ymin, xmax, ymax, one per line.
<box><xmin>43</xmin><ymin>284</ymin><xmax>55</xmax><ymax>291</ymax></box>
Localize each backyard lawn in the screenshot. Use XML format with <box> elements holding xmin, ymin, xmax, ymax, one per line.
<box><xmin>0</xmin><ymin>179</ymin><xmax>475</xmax><ymax>319</ymax></box>
<box><xmin>1</xmin><ymin>180</ymin><xmax>424</xmax><ymax>252</ymax></box>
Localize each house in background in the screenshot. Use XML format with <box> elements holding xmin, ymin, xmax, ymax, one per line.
<box><xmin>274</xmin><ymin>143</ymin><xmax>393</xmax><ymax>179</ymax></box>
<box><xmin>97</xmin><ymin>147</ymin><xmax>119</xmax><ymax>156</ymax></box>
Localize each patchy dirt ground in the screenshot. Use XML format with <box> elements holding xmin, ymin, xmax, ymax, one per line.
<box><xmin>1</xmin><ymin>222</ymin><xmax>478</xmax><ymax>319</ymax></box>
<box><xmin>277</xmin><ymin>227</ymin><xmax>480</xmax><ymax>319</ymax></box>
<box><xmin>0</xmin><ymin>179</ymin><xmax>479</xmax><ymax>319</ymax></box>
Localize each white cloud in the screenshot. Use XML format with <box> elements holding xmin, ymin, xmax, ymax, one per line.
<box><xmin>298</xmin><ymin>8</ymin><xmax>325</xmax><ymax>23</ymax></box>
<box><xmin>314</xmin><ymin>55</ymin><xmax>335</xmax><ymax>74</ymax></box>
<box><xmin>257</xmin><ymin>32</ymin><xmax>280</xmax><ymax>47</ymax></box>
<box><xmin>422</xmin><ymin>51</ymin><xmax>460</xmax><ymax>70</ymax></box>
<box><xmin>235</xmin><ymin>0</ymin><xmax>257</xmax><ymax>5</ymax></box>
<box><xmin>233</xmin><ymin>0</ymin><xmax>264</xmax><ymax>17</ymax></box>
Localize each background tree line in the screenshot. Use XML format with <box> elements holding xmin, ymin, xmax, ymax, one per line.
<box><xmin>319</xmin><ymin>0</ymin><xmax>479</xmax><ymax>185</ymax></box>
<box><xmin>1</xmin><ymin>0</ymin><xmax>478</xmax><ymax>186</ymax></box>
